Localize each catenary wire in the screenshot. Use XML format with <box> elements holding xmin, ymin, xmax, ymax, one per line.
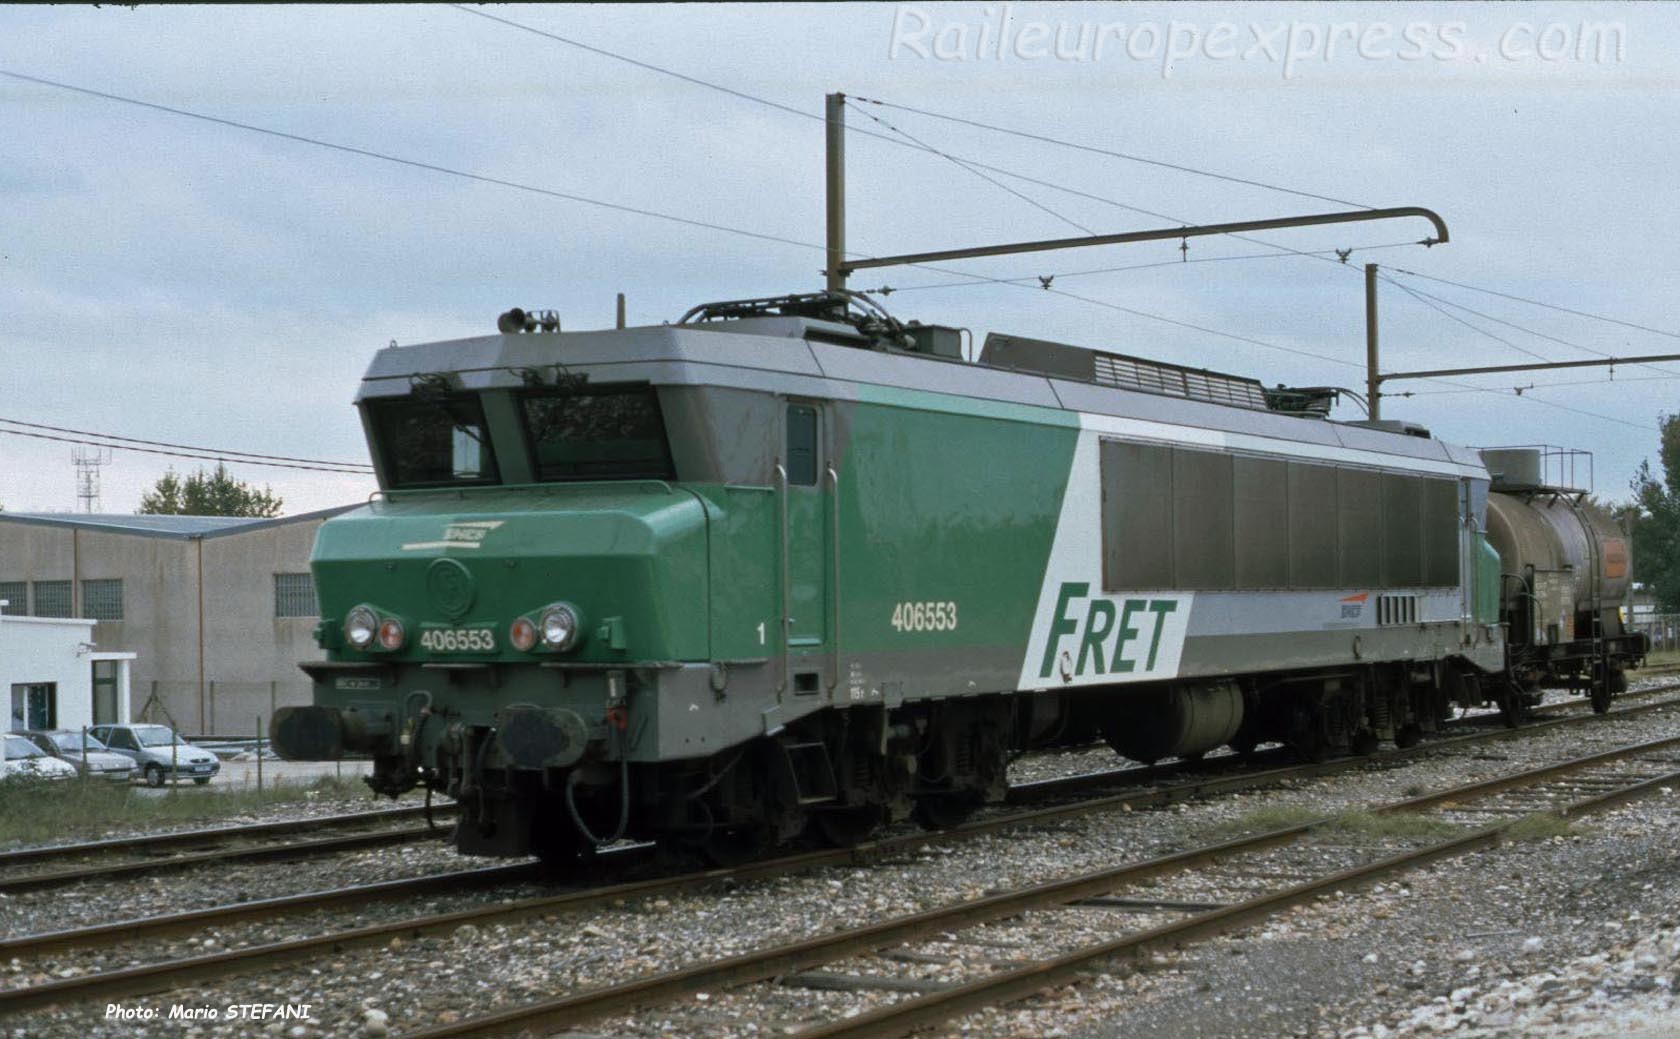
<box><xmin>445</xmin><ymin>5</ymin><xmax>1401</xmax><ymax>266</ymax></box>
<box><xmin>851</xmin><ymin>95</ymin><xmax>1376</xmax><ymax>211</ymax></box>
<box><xmin>1389</xmin><ymin>268</ymin><xmax>1680</xmax><ymax>344</ymax></box>
<box><xmin>9</xmin><ymin>34</ymin><xmax>1647</xmax><ymax>436</ymax></box>
<box><xmin>1382</xmin><ymin>273</ymin><xmax>1680</xmax><ymax>379</ymax></box>
<box><xmin>843</xmin><ymin>99</ymin><xmax>1097</xmax><ymax>235</ymax></box>
<box><xmin>447</xmin><ymin>7</ymin><xmax>1373</xmax><ymax>215</ymax></box>
<box><xmin>0</xmin><ymin>428</ymin><xmax>373</xmax><ymax>473</ymax></box>
<box><xmin>0</xmin><ymin>68</ymin><xmax>827</xmax><ymax>256</ymax></box>
<box><xmin>444</xmin><ymin>0</ymin><xmax>1518</xmax><ymax>408</ymax></box>
<box><xmin>1383</xmin><ymin>279</ymin><xmax>1553</xmax><ymax>363</ymax></box>
<box><xmin>0</xmin><ymin>417</ymin><xmax>372</xmax><ymax>470</ymax></box>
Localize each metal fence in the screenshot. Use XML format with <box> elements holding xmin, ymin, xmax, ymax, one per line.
<box><xmin>136</xmin><ymin>679</ymin><xmax>313</xmax><ymax>736</ymax></box>
<box><xmin>1631</xmin><ymin>613</ymin><xmax>1680</xmax><ymax>655</ymax></box>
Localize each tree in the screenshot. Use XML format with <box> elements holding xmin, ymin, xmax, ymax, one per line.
<box><xmin>1628</xmin><ymin>413</ymin><xmax>1680</xmax><ymax>612</ymax></box>
<box><xmin>138</xmin><ymin>464</ymin><xmax>283</xmax><ymax>518</ymax></box>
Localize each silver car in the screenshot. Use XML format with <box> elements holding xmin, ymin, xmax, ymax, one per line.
<box><xmin>88</xmin><ymin>724</ymin><xmax>221</xmax><ymax>787</ymax></box>
<box><xmin>23</xmin><ymin>730</ymin><xmax>139</xmax><ymax>783</ymax></box>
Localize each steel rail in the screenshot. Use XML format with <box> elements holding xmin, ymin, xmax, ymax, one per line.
<box><xmin>0</xmin><ymin>802</ymin><xmax>454</xmax><ymax>869</ymax></box>
<box><xmin>343</xmin><ymin>735</ymin><xmax>1680</xmax><ymax>1039</ymax></box>
<box><xmin>1011</xmin><ymin>684</ymin><xmax>1680</xmax><ymax>802</ymax></box>
<box><xmin>0</xmin><ymin>823</ymin><xmax>443</xmax><ymax>896</ymax></box>
<box><xmin>799</xmin><ymin>768</ymin><xmax>1680</xmax><ymax>1038</ymax></box>
<box><xmin>0</xmin><ymin>862</ymin><xmax>539</xmax><ymax>959</ymax></box>
<box><xmin>4</xmin><ymin>689</ymin><xmax>1676</xmax><ymax>981</ymax></box>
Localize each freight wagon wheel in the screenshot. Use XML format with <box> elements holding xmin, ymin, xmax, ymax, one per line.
<box><xmin>810</xmin><ymin>805</ymin><xmax>885</xmax><ymax>848</ymax></box>
<box><xmin>1590</xmin><ymin>662</ymin><xmax>1614</xmax><ymax>714</ymax></box>
<box><xmin>1495</xmin><ymin>684</ymin><xmax>1531</xmax><ymax>728</ymax></box>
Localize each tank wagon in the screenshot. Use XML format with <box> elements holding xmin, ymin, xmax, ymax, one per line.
<box><xmin>272</xmin><ymin>292</ymin><xmax>1646</xmax><ymax>862</ymax></box>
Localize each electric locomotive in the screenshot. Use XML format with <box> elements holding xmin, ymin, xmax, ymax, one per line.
<box><xmin>272</xmin><ymin>292</ymin><xmax>1646</xmax><ymax>862</ymax></box>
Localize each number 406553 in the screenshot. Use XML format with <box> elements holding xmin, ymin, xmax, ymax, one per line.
<box><xmin>890</xmin><ymin>601</ymin><xmax>958</xmax><ymax>632</ymax></box>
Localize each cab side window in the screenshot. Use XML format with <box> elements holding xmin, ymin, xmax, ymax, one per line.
<box><xmin>787</xmin><ymin>405</ymin><xmax>818</xmax><ymax>486</ymax></box>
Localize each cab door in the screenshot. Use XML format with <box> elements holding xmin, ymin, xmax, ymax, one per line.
<box><xmin>782</xmin><ymin>402</ymin><xmax>831</xmax><ymax>696</ymax></box>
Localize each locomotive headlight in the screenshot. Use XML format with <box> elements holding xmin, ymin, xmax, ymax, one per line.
<box><xmin>539</xmin><ymin>603</ymin><xmax>581</xmax><ymax>651</ymax></box>
<box><xmin>377</xmin><ymin>616</ymin><xmax>407</xmax><ymax>651</ymax></box>
<box><xmin>344</xmin><ymin>606</ymin><xmax>378</xmax><ymax>650</ymax></box>
<box><xmin>509</xmin><ymin>616</ymin><xmax>538</xmax><ymax>652</ymax></box>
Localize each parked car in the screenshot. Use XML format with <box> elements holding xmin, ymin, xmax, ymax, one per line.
<box><xmin>88</xmin><ymin>724</ymin><xmax>221</xmax><ymax>787</ymax></box>
<box><xmin>1</xmin><ymin>733</ymin><xmax>78</xmax><ymax>781</ymax></box>
<box><xmin>22</xmin><ymin>730</ymin><xmax>139</xmax><ymax>783</ymax></box>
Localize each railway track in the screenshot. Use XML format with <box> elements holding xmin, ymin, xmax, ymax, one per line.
<box><xmin>400</xmin><ymin>733</ymin><xmax>1680</xmax><ymax>1039</ymax></box>
<box><xmin>7</xmin><ymin>681</ymin><xmax>1669</xmax><ymax>901</ymax></box>
<box><xmin>0</xmin><ymin>802</ymin><xmax>457</xmax><ymax>896</ymax></box>
<box><xmin>3</xmin><ymin>688</ymin><xmax>1676</xmax><ymax>1023</ymax></box>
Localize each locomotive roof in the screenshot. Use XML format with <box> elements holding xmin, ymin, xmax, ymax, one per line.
<box><xmin>357</xmin><ymin>316</ymin><xmax>1487</xmax><ymax>477</ymax></box>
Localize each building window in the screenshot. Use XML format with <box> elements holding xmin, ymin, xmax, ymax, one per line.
<box><xmin>0</xmin><ymin>582</ymin><xmax>25</xmax><ymax>616</ymax></box>
<box><xmin>9</xmin><ymin>683</ymin><xmax>57</xmax><ymax>731</ymax></box>
<box><xmin>274</xmin><ymin>573</ymin><xmax>318</xmax><ymax>618</ymax></box>
<box><xmin>81</xmin><ymin>579</ymin><xmax>124</xmax><ymax>621</ymax></box>
<box><xmin>31</xmin><ymin>581</ymin><xmax>72</xmax><ymax>619</ymax></box>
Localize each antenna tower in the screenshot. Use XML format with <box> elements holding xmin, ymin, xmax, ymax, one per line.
<box><xmin>72</xmin><ymin>447</ymin><xmax>112</xmax><ymax>513</ymax></box>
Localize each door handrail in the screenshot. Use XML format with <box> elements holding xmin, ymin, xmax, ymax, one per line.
<box><xmin>775</xmin><ymin>462</ymin><xmax>790</xmax><ymax>695</ymax></box>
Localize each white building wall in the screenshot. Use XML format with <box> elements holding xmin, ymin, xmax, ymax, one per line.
<box><xmin>0</xmin><ymin>615</ymin><xmax>133</xmax><ymax>732</ymax></box>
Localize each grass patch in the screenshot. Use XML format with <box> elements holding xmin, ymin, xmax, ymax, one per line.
<box><xmin>1330</xmin><ymin>811</ymin><xmax>1462</xmax><ymax>839</ymax></box>
<box><xmin>1209</xmin><ymin>805</ymin><xmax>1462</xmax><ymax>841</ymax></box>
<box><xmin>1207</xmin><ymin>805</ymin><xmax>1324</xmax><ymax>838</ymax></box>
<box><xmin>1502</xmin><ymin>812</ymin><xmax>1577</xmax><ymax>841</ymax></box>
<box><xmin>0</xmin><ymin>774</ymin><xmax>376</xmax><ymax>847</ymax></box>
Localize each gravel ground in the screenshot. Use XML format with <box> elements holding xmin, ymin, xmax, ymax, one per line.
<box><xmin>4</xmin><ymin>689</ymin><xmax>1676</xmax><ymax>1039</ymax></box>
<box><xmin>0</xmin><ymin>785</ymin><xmax>417</xmax><ymax>856</ymax></box>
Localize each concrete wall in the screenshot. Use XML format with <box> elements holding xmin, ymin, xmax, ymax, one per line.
<box><xmin>0</xmin><ymin>514</ymin><xmax>339</xmax><ymax>733</ymax></box>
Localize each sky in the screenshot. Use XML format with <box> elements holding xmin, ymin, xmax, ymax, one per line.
<box><xmin>2</xmin><ymin>2</ymin><xmax>1677</xmax><ymax>515</ymax></box>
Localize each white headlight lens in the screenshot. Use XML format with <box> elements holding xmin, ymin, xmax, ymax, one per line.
<box><xmin>540</xmin><ymin>604</ymin><xmax>578</xmax><ymax>650</ymax></box>
<box><xmin>377</xmin><ymin>617</ymin><xmax>406</xmax><ymax>651</ymax></box>
<box><xmin>345</xmin><ymin>606</ymin><xmax>378</xmax><ymax>649</ymax></box>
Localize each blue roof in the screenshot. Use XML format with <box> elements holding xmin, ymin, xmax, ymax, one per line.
<box><xmin>0</xmin><ymin>505</ymin><xmax>358</xmax><ymax>539</ymax></box>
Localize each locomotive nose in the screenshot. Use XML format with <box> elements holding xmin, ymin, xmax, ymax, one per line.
<box><xmin>308</xmin><ymin>488</ymin><xmax>711</xmax><ymax>664</ymax></box>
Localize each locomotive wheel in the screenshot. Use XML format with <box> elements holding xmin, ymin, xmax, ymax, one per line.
<box><xmin>911</xmin><ymin>792</ymin><xmax>981</xmax><ymax>831</ymax></box>
<box><xmin>810</xmin><ymin>805</ymin><xmax>885</xmax><ymax>848</ymax></box>
<box><xmin>1394</xmin><ymin>723</ymin><xmax>1423</xmax><ymax>749</ymax></box>
<box><xmin>702</xmin><ymin>823</ymin><xmax>775</xmax><ymax>867</ymax></box>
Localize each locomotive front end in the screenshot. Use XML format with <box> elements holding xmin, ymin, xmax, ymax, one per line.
<box><xmin>270</xmin><ymin>322</ymin><xmax>770</xmax><ymax>860</ymax></box>
<box><xmin>274</xmin><ymin>486</ymin><xmax>709</xmax><ymax>857</ymax></box>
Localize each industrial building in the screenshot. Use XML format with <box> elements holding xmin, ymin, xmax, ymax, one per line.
<box><xmin>0</xmin><ymin>507</ymin><xmax>355</xmax><ymax>734</ymax></box>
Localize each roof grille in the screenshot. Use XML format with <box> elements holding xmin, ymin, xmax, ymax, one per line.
<box><xmin>980</xmin><ymin>333</ymin><xmax>1271</xmax><ymax>412</ymax></box>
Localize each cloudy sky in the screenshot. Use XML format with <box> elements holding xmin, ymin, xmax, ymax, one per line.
<box><xmin>3</xmin><ymin>2</ymin><xmax>1676</xmax><ymax>515</ymax></box>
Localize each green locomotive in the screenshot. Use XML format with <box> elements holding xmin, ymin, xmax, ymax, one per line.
<box><xmin>272</xmin><ymin>292</ymin><xmax>1645</xmax><ymax>861</ymax></box>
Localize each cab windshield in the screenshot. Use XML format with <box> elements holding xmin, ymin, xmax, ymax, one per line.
<box><xmin>519</xmin><ymin>386</ymin><xmax>674</xmax><ymax>482</ymax></box>
<box><xmin>368</xmin><ymin>393</ymin><xmax>499</xmax><ymax>489</ymax></box>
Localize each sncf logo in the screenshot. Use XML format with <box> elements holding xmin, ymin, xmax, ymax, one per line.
<box><xmin>1038</xmin><ymin>582</ymin><xmax>1189</xmax><ymax>683</ymax></box>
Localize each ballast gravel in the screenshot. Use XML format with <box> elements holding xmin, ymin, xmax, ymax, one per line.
<box><xmin>3</xmin><ymin>690</ymin><xmax>1677</xmax><ymax>1039</ymax></box>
